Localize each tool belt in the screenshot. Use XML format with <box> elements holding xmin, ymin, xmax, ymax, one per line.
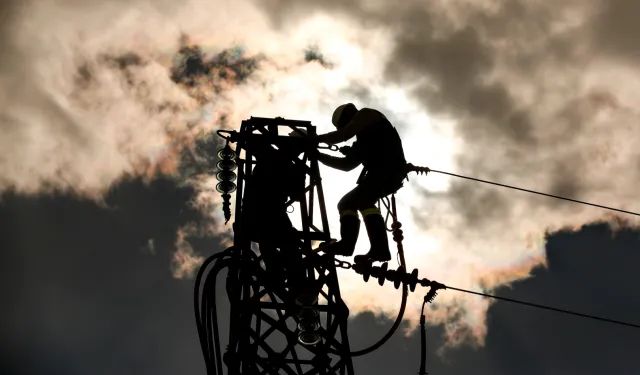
<box><xmin>357</xmin><ymin>165</ymin><xmax>407</xmax><ymax>195</ymax></box>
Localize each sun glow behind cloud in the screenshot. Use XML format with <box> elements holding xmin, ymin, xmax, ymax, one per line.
<box><xmin>6</xmin><ymin>0</ymin><xmax>640</xmax><ymax>349</ymax></box>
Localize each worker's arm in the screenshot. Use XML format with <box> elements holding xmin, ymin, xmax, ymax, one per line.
<box><xmin>316</xmin><ymin>108</ymin><xmax>380</xmax><ymax>144</ymax></box>
<box><xmin>316</xmin><ymin>147</ymin><xmax>362</xmax><ymax>172</ymax></box>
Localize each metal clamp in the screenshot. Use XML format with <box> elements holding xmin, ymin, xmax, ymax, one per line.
<box><xmin>318</xmin><ymin>143</ymin><xmax>339</xmax><ymax>151</ymax></box>
<box><xmin>334</xmin><ymin>259</ymin><xmax>352</xmax><ymax>269</ymax></box>
<box><xmin>217</xmin><ymin>130</ymin><xmax>237</xmax><ymax>141</ymax></box>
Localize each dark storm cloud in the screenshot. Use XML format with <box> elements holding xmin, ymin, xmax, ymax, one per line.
<box><xmin>304</xmin><ymin>45</ymin><xmax>334</xmax><ymax>68</ymax></box>
<box><xmin>592</xmin><ymin>0</ymin><xmax>640</xmax><ymax>62</ymax></box>
<box><xmin>170</xmin><ymin>43</ymin><xmax>263</xmax><ymax>91</ymax></box>
<box><xmin>347</xmin><ymin>224</ymin><xmax>640</xmax><ymax>374</ymax></box>
<box><xmin>3</xmin><ymin>180</ymin><xmax>639</xmax><ymax>375</ymax></box>
<box><xmin>0</xmin><ymin>177</ymin><xmax>214</xmax><ymax>375</ymax></box>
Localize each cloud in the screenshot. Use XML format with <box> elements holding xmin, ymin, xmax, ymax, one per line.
<box><xmin>4</xmin><ymin>0</ymin><xmax>640</xmax><ymax>348</ymax></box>
<box><xmin>0</xmin><ymin>180</ymin><xmax>210</xmax><ymax>375</ymax></box>
<box><xmin>591</xmin><ymin>0</ymin><xmax>640</xmax><ymax>62</ymax></box>
<box><xmin>251</xmin><ymin>0</ymin><xmax>640</xmax><ymax>342</ymax></box>
<box><xmin>348</xmin><ymin>224</ymin><xmax>640</xmax><ymax>373</ymax></box>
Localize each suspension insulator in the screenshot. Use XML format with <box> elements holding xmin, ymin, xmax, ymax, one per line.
<box><xmin>362</xmin><ymin>270</ymin><xmax>371</xmax><ymax>282</ymax></box>
<box><xmin>297</xmin><ymin>306</ymin><xmax>321</xmax><ymax>346</ymax></box>
<box><xmin>216</xmin><ymin>143</ymin><xmax>238</xmax><ymax>223</ymax></box>
<box><xmin>369</xmin><ymin>263</ymin><xmax>386</xmax><ymax>286</ymax></box>
<box><xmin>352</xmin><ymin>262</ymin><xmax>372</xmax><ymax>282</ymax></box>
<box><xmin>408</xmin><ymin>269</ymin><xmax>419</xmax><ymax>292</ymax></box>
<box><xmin>218</xmin><ymin>145</ymin><xmax>237</xmax><ymax>160</ymax></box>
<box><xmin>216</xmin><ymin>158</ymin><xmax>237</xmax><ymax>171</ymax></box>
<box><xmin>352</xmin><ymin>263</ymin><xmax>445</xmax><ymax>298</ymax></box>
<box><xmin>216</xmin><ymin>180</ymin><xmax>237</xmax><ymax>194</ymax></box>
<box><xmin>378</xmin><ymin>263</ymin><xmax>389</xmax><ymax>286</ymax></box>
<box><xmin>216</xmin><ymin>169</ymin><xmax>237</xmax><ymax>182</ymax></box>
<box><xmin>392</xmin><ymin>266</ymin><xmax>405</xmax><ymax>289</ymax></box>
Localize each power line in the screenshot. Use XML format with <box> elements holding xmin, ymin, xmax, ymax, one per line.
<box><xmin>345</xmin><ymin>260</ymin><xmax>640</xmax><ymax>331</ymax></box>
<box><xmin>427</xmin><ymin>168</ymin><xmax>640</xmax><ymax>217</ymax></box>
<box><xmin>402</xmin><ymin>166</ymin><xmax>640</xmax><ymax>328</ymax></box>
<box><xmin>422</xmin><ymin>169</ymin><xmax>640</xmax><ymax>327</ymax></box>
<box><xmin>445</xmin><ymin>285</ymin><xmax>640</xmax><ymax>330</ymax></box>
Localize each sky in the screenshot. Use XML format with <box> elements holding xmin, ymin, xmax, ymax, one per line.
<box><xmin>1</xmin><ymin>0</ymin><xmax>640</xmax><ymax>374</ymax></box>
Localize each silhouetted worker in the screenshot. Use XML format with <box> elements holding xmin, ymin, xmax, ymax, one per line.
<box><xmin>312</xmin><ymin>103</ymin><xmax>407</xmax><ymax>264</ymax></box>
<box><xmin>242</xmin><ymin>131</ymin><xmax>309</xmax><ymax>294</ymax></box>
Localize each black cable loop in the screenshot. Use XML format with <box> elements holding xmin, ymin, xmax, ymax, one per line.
<box><xmin>341</xmin><ymin>193</ymin><xmax>409</xmax><ymax>358</ymax></box>
<box><xmin>195</xmin><ymin>250</ymin><xmax>235</xmax><ymax>375</ymax></box>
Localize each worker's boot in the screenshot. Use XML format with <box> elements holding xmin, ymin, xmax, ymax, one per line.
<box><xmin>354</xmin><ymin>210</ymin><xmax>391</xmax><ymax>264</ymax></box>
<box><xmin>321</xmin><ymin>212</ymin><xmax>360</xmax><ymax>257</ymax></box>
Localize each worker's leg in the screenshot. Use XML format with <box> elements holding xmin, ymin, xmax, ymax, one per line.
<box><xmin>349</xmin><ymin>178</ymin><xmax>394</xmax><ymax>263</ymax></box>
<box><xmin>323</xmin><ymin>184</ymin><xmax>380</xmax><ymax>256</ymax></box>
<box><xmin>353</xmin><ymin>205</ymin><xmax>392</xmax><ymax>264</ymax></box>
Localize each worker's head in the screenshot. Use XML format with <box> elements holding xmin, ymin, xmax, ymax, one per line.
<box><xmin>332</xmin><ymin>103</ymin><xmax>358</xmax><ymax>129</ymax></box>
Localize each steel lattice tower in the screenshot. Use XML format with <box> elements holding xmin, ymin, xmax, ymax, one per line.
<box><xmin>196</xmin><ymin>117</ymin><xmax>355</xmax><ymax>375</ymax></box>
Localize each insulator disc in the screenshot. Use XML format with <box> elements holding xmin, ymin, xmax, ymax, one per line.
<box><xmin>216</xmin><ymin>170</ymin><xmax>237</xmax><ymax>182</ymax></box>
<box><xmin>297</xmin><ymin>307</ymin><xmax>319</xmax><ymax>320</ymax></box>
<box><xmin>295</xmin><ymin>293</ymin><xmax>319</xmax><ymax>307</ymax></box>
<box><xmin>216</xmin><ymin>159</ymin><xmax>237</xmax><ymax>171</ymax></box>
<box><xmin>217</xmin><ymin>147</ymin><xmax>236</xmax><ymax>160</ymax></box>
<box><xmin>216</xmin><ymin>181</ymin><xmax>237</xmax><ymax>194</ymax></box>
<box><xmin>298</xmin><ymin>332</ymin><xmax>322</xmax><ymax>346</ymax></box>
<box><xmin>298</xmin><ymin>320</ymin><xmax>320</xmax><ymax>332</ymax></box>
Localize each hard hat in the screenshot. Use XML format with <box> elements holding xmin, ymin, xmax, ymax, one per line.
<box><xmin>332</xmin><ymin>103</ymin><xmax>358</xmax><ymax>128</ymax></box>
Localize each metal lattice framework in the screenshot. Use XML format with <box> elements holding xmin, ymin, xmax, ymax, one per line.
<box><xmin>196</xmin><ymin>117</ymin><xmax>355</xmax><ymax>375</ymax></box>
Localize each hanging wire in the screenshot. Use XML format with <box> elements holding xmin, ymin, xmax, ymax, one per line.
<box><xmin>446</xmin><ymin>285</ymin><xmax>640</xmax><ymax>330</ymax></box>
<box><xmin>418</xmin><ymin>298</ymin><xmax>429</xmax><ymax>375</ymax></box>
<box><xmin>406</xmin><ymin>164</ymin><xmax>640</xmax><ymax>217</ymax></box>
